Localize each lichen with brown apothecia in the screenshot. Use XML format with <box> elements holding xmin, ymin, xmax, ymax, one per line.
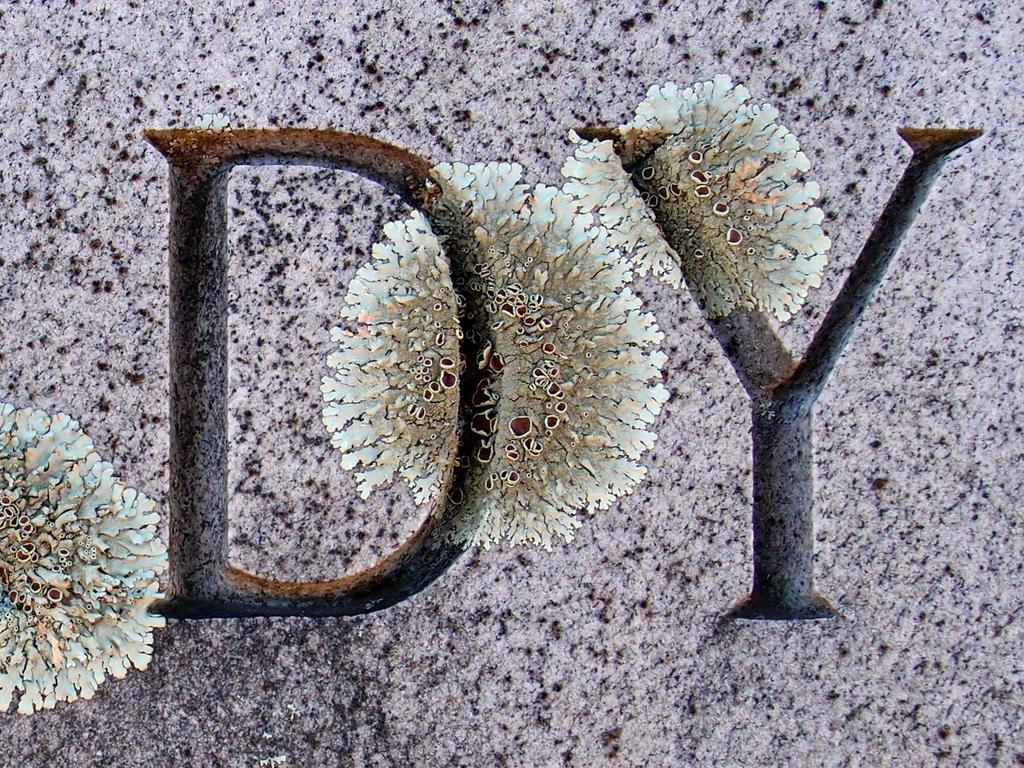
<box><xmin>563</xmin><ymin>74</ymin><xmax>831</xmax><ymax>322</ymax></box>
<box><xmin>0</xmin><ymin>403</ymin><xmax>167</xmax><ymax>714</ymax></box>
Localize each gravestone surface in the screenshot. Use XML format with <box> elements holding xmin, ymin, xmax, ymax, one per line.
<box><xmin>0</xmin><ymin>1</ymin><xmax>1020</xmax><ymax>765</ymax></box>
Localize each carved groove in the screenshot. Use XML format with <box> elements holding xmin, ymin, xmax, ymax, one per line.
<box><xmin>147</xmin><ymin>129</ymin><xmax>466</xmax><ymax>619</ymax></box>
<box><xmin>723</xmin><ymin>130</ymin><xmax>981</xmax><ymax>619</ymax></box>
<box><xmin>583</xmin><ymin>123</ymin><xmax>982</xmax><ymax>620</ymax></box>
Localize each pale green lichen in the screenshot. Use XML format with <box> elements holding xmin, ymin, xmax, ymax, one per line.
<box><xmin>0</xmin><ymin>403</ymin><xmax>167</xmax><ymax>714</ymax></box>
<box><xmin>561</xmin><ymin>132</ymin><xmax>682</xmax><ymax>289</ymax></box>
<box><xmin>568</xmin><ymin>74</ymin><xmax>831</xmax><ymax>322</ymax></box>
<box><xmin>193</xmin><ymin>112</ymin><xmax>231</xmax><ymax>133</ymax></box>
<box><xmin>321</xmin><ymin>211</ymin><xmax>462</xmax><ymax>505</ymax></box>
<box><xmin>427</xmin><ymin>162</ymin><xmax>669</xmax><ymax>550</ymax></box>
<box><xmin>321</xmin><ymin>161</ymin><xmax>669</xmax><ymax>550</ymax></box>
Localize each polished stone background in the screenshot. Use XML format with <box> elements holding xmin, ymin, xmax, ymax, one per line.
<box><xmin>0</xmin><ymin>0</ymin><xmax>1021</xmax><ymax>765</ymax></box>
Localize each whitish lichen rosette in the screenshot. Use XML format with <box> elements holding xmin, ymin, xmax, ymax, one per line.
<box><xmin>321</xmin><ymin>210</ymin><xmax>462</xmax><ymax>506</ymax></box>
<box><xmin>0</xmin><ymin>403</ymin><xmax>167</xmax><ymax>714</ymax></box>
<box><xmin>562</xmin><ymin>74</ymin><xmax>831</xmax><ymax>322</ymax></box>
<box><xmin>427</xmin><ymin>162</ymin><xmax>669</xmax><ymax>550</ymax></box>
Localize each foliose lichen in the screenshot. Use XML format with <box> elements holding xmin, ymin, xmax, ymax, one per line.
<box><xmin>561</xmin><ymin>132</ymin><xmax>683</xmax><ymax>289</ymax></box>
<box><xmin>0</xmin><ymin>403</ymin><xmax>167</xmax><ymax>714</ymax></box>
<box><xmin>564</xmin><ymin>74</ymin><xmax>831</xmax><ymax>322</ymax></box>
<box><xmin>425</xmin><ymin>162</ymin><xmax>669</xmax><ymax>550</ymax></box>
<box><xmin>193</xmin><ymin>112</ymin><xmax>231</xmax><ymax>133</ymax></box>
<box><xmin>321</xmin><ymin>211</ymin><xmax>462</xmax><ymax>506</ymax></box>
<box><xmin>321</xmin><ymin>161</ymin><xmax>669</xmax><ymax>550</ymax></box>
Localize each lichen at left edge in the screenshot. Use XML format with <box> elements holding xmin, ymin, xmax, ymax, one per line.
<box><xmin>0</xmin><ymin>403</ymin><xmax>167</xmax><ymax>714</ymax></box>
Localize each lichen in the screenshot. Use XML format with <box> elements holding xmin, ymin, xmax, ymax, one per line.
<box><xmin>321</xmin><ymin>210</ymin><xmax>462</xmax><ymax>505</ymax></box>
<box><xmin>426</xmin><ymin>162</ymin><xmax>669</xmax><ymax>550</ymax></box>
<box><xmin>320</xmin><ymin>158</ymin><xmax>669</xmax><ymax>550</ymax></box>
<box><xmin>193</xmin><ymin>112</ymin><xmax>231</xmax><ymax>133</ymax></box>
<box><xmin>561</xmin><ymin>132</ymin><xmax>683</xmax><ymax>289</ymax></box>
<box><xmin>0</xmin><ymin>403</ymin><xmax>167</xmax><ymax>714</ymax></box>
<box><xmin>572</xmin><ymin>74</ymin><xmax>831</xmax><ymax>322</ymax></box>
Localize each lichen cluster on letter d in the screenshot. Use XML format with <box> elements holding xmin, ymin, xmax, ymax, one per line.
<box><xmin>323</xmin><ymin>163</ymin><xmax>669</xmax><ymax>550</ymax></box>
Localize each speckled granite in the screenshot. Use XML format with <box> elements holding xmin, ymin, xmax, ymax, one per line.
<box><xmin>0</xmin><ymin>0</ymin><xmax>1021</xmax><ymax>765</ymax></box>
<box><xmin>226</xmin><ymin>168</ymin><xmax>420</xmax><ymax>580</ymax></box>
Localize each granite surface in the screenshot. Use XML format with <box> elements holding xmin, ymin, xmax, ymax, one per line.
<box><xmin>0</xmin><ymin>0</ymin><xmax>1021</xmax><ymax>765</ymax></box>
